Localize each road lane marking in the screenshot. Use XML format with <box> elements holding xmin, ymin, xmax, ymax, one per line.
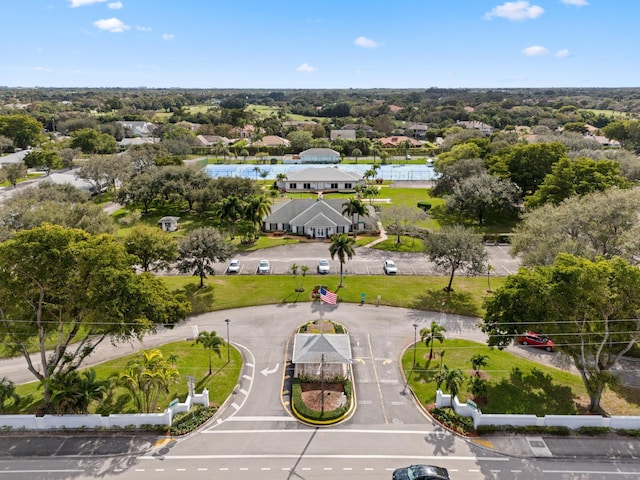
<box><xmin>139</xmin><ymin>454</ymin><xmax>508</xmax><ymax>461</ymax></box>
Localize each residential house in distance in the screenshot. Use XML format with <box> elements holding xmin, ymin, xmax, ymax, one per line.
<box><xmin>456</xmin><ymin>120</ymin><xmax>493</xmax><ymax>136</ymax></box>
<box><xmin>377</xmin><ymin>136</ymin><xmax>423</xmax><ymax>148</ymax></box>
<box><xmin>283</xmin><ymin>148</ymin><xmax>341</xmax><ymax>164</ymax></box>
<box><xmin>403</xmin><ymin>123</ymin><xmax>430</xmax><ymax>138</ymax></box>
<box><xmin>341</xmin><ymin>123</ymin><xmax>374</xmax><ymax>137</ymax></box>
<box><xmin>283</xmin><ymin>120</ymin><xmax>318</xmax><ymax>130</ymax></box>
<box><xmin>263</xmin><ymin>198</ymin><xmax>376</xmax><ymax>238</ymax></box>
<box><xmin>251</xmin><ymin>135</ymin><xmax>290</xmax><ymax>148</ymax></box>
<box><xmin>116</xmin><ymin>121</ymin><xmax>157</xmax><ymax>138</ymax></box>
<box><xmin>195</xmin><ymin>135</ymin><xmax>231</xmax><ymax>147</ymax></box>
<box><xmin>330</xmin><ymin>129</ymin><xmax>356</xmax><ymax>141</ymax></box>
<box><xmin>281</xmin><ymin>167</ymin><xmax>364</xmax><ymax>193</ymax></box>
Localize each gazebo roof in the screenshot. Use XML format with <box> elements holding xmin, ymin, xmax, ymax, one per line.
<box><xmin>292</xmin><ymin>334</ymin><xmax>352</xmax><ymax>364</ymax></box>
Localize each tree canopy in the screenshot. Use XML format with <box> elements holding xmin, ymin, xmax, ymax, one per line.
<box><xmin>0</xmin><ymin>224</ymin><xmax>189</xmax><ymax>411</ymax></box>
<box><xmin>423</xmin><ymin>225</ymin><xmax>487</xmax><ymax>291</ymax></box>
<box><xmin>482</xmin><ymin>254</ymin><xmax>640</xmax><ymax>413</ymax></box>
<box><xmin>511</xmin><ymin>188</ymin><xmax>640</xmax><ymax>267</ymax></box>
<box><xmin>524</xmin><ymin>157</ymin><xmax>629</xmax><ymax>208</ymax></box>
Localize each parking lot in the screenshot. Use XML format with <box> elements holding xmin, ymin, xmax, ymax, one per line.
<box><xmin>218</xmin><ymin>242</ymin><xmax>521</xmax><ymax>277</ymax></box>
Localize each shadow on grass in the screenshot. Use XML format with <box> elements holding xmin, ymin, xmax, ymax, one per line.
<box><xmin>610</xmin><ymin>383</ymin><xmax>640</xmax><ymax>408</ymax></box>
<box><xmin>483</xmin><ymin>367</ymin><xmax>578</xmax><ymax>415</ymax></box>
<box><xmin>410</xmin><ymin>288</ymin><xmax>480</xmax><ymax>318</ymax></box>
<box><xmin>176</xmin><ymin>282</ymin><xmax>215</xmax><ymax>315</ymax></box>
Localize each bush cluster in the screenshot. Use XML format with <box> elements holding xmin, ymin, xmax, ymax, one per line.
<box><xmin>291</xmin><ymin>378</ymin><xmax>352</xmax><ymax>423</ymax></box>
<box><xmin>168</xmin><ymin>405</ymin><xmax>218</xmax><ymax>436</ymax></box>
<box><xmin>430</xmin><ymin>407</ymin><xmax>475</xmax><ymax>435</ymax></box>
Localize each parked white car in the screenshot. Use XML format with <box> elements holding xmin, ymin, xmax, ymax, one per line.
<box><xmin>257</xmin><ymin>259</ymin><xmax>270</xmax><ymax>274</ymax></box>
<box><xmin>383</xmin><ymin>260</ymin><xmax>398</xmax><ymax>275</ymax></box>
<box><xmin>227</xmin><ymin>259</ymin><xmax>241</xmax><ymax>274</ymax></box>
<box><xmin>317</xmin><ymin>259</ymin><xmax>330</xmax><ymax>274</ymax></box>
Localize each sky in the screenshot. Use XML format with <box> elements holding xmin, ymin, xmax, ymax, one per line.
<box><xmin>1</xmin><ymin>0</ymin><xmax>637</xmax><ymax>89</ymax></box>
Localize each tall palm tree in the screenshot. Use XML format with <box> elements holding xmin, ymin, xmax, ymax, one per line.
<box><xmin>217</xmin><ymin>195</ymin><xmax>243</xmax><ymax>239</ymax></box>
<box><xmin>342</xmin><ymin>197</ymin><xmax>367</xmax><ymax>238</ymax></box>
<box><xmin>275</xmin><ymin>173</ymin><xmax>287</xmax><ymax>192</ymax></box>
<box><xmin>443</xmin><ymin>367</ymin><xmax>465</xmax><ymax>399</ymax></box>
<box><xmin>329</xmin><ymin>233</ymin><xmax>355</xmax><ymax>287</ymax></box>
<box><xmin>196</xmin><ymin>330</ymin><xmax>224</xmax><ymax>375</ymax></box>
<box><xmin>421</xmin><ymin>321</ymin><xmax>447</xmax><ymax>360</ymax></box>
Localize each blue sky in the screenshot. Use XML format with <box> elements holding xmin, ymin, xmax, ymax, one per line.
<box><xmin>1</xmin><ymin>0</ymin><xmax>636</xmax><ymax>89</ymax></box>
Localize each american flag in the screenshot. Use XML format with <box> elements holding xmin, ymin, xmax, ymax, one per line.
<box><xmin>319</xmin><ymin>287</ymin><xmax>337</xmax><ymax>305</ymax></box>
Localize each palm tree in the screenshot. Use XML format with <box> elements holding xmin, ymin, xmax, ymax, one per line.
<box><xmin>443</xmin><ymin>367</ymin><xmax>465</xmax><ymax>399</ymax></box>
<box><xmin>342</xmin><ymin>197</ymin><xmax>367</xmax><ymax>238</ymax></box>
<box><xmin>421</xmin><ymin>321</ymin><xmax>447</xmax><ymax>360</ymax></box>
<box><xmin>469</xmin><ymin>353</ymin><xmax>489</xmax><ymax>377</ymax></box>
<box><xmin>45</xmin><ymin>369</ymin><xmax>111</xmax><ymax>414</ymax></box>
<box><xmin>196</xmin><ymin>330</ymin><xmax>224</xmax><ymax>375</ymax></box>
<box><xmin>300</xmin><ymin>265</ymin><xmax>309</xmax><ymax>291</ymax></box>
<box><xmin>468</xmin><ymin>376</ymin><xmax>488</xmax><ymax>401</ymax></box>
<box><xmin>217</xmin><ymin>195</ymin><xmax>243</xmax><ymax>239</ymax></box>
<box><xmin>119</xmin><ymin>349</ymin><xmax>180</xmax><ymax>413</ymax></box>
<box><xmin>275</xmin><ymin>173</ymin><xmax>287</xmax><ymax>192</ymax></box>
<box><xmin>253</xmin><ymin>166</ymin><xmax>261</xmax><ymax>182</ymax></box>
<box><xmin>329</xmin><ymin>233</ymin><xmax>355</xmax><ymax>287</ymax></box>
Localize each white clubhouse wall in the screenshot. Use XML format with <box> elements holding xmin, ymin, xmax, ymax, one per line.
<box><xmin>435</xmin><ymin>390</ymin><xmax>640</xmax><ymax>430</ymax></box>
<box><xmin>0</xmin><ymin>390</ymin><xmax>209</xmax><ymax>431</ymax></box>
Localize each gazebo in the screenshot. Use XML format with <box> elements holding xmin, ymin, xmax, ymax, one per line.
<box><xmin>292</xmin><ymin>334</ymin><xmax>353</xmax><ymax>379</ymax></box>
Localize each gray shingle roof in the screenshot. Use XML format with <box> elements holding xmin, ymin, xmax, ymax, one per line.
<box><xmin>292</xmin><ymin>334</ymin><xmax>353</xmax><ymax>364</ymax></box>
<box><xmin>286</xmin><ymin>167</ymin><xmax>362</xmax><ymax>182</ymax></box>
<box><xmin>299</xmin><ymin>148</ymin><xmax>340</xmax><ymax>157</ymax></box>
<box><xmin>264</xmin><ymin>199</ymin><xmax>353</xmax><ymax>227</ymax></box>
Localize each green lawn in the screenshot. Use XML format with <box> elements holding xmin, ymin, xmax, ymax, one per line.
<box><xmin>10</xmin><ymin>341</ymin><xmax>242</xmax><ymax>415</ymax></box>
<box><xmin>372</xmin><ymin>235</ymin><xmax>425</xmax><ymax>253</ymax></box>
<box><xmin>163</xmin><ymin>274</ymin><xmax>503</xmax><ymax>318</ymax></box>
<box><xmin>403</xmin><ymin>339</ymin><xmax>640</xmax><ymax>416</ymax></box>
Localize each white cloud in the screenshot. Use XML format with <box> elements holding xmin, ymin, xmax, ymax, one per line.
<box><xmin>162</xmin><ymin>33</ymin><xmax>175</xmax><ymax>41</ymax></box>
<box><xmin>32</xmin><ymin>66</ymin><xmax>53</xmax><ymax>72</ymax></box>
<box><xmin>296</xmin><ymin>63</ymin><xmax>317</xmax><ymax>74</ymax></box>
<box><xmin>136</xmin><ymin>25</ymin><xmax>152</xmax><ymax>32</ymax></box>
<box><xmin>522</xmin><ymin>45</ymin><xmax>549</xmax><ymax>56</ymax></box>
<box><xmin>69</xmin><ymin>0</ymin><xmax>107</xmax><ymax>7</ymax></box>
<box><xmin>107</xmin><ymin>1</ymin><xmax>123</xmax><ymax>9</ymax></box>
<box><xmin>485</xmin><ymin>1</ymin><xmax>544</xmax><ymax>21</ymax></box>
<box><xmin>93</xmin><ymin>17</ymin><xmax>129</xmax><ymax>33</ymax></box>
<box><xmin>561</xmin><ymin>0</ymin><xmax>588</xmax><ymax>6</ymax></box>
<box><xmin>556</xmin><ymin>49</ymin><xmax>570</xmax><ymax>58</ymax></box>
<box><xmin>354</xmin><ymin>36</ymin><xmax>380</xmax><ymax>48</ymax></box>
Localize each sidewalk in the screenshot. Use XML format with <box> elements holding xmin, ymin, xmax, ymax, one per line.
<box><xmin>474</xmin><ymin>434</ymin><xmax>640</xmax><ymax>459</ymax></box>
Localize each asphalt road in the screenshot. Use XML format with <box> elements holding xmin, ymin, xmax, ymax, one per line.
<box><xmin>213</xmin><ymin>241</ymin><xmax>521</xmax><ymax>277</ymax></box>
<box><xmin>2</xmin><ymin>304</ymin><xmax>640</xmax><ymax>479</ymax></box>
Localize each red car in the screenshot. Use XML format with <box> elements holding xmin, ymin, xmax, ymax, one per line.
<box><xmin>517</xmin><ymin>332</ymin><xmax>555</xmax><ymax>352</ymax></box>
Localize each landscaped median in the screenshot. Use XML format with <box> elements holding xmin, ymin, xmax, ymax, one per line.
<box><xmin>289</xmin><ymin>319</ymin><xmax>356</xmax><ymax>425</ymax></box>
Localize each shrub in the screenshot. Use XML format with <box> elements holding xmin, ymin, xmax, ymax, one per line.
<box><xmin>430</xmin><ymin>407</ymin><xmax>475</xmax><ymax>435</ymax></box>
<box><xmin>169</xmin><ymin>405</ymin><xmax>217</xmax><ymax>436</ymax></box>
<box><xmin>291</xmin><ymin>378</ymin><xmax>352</xmax><ymax>423</ymax></box>
<box><xmin>417</xmin><ymin>201</ymin><xmax>432</xmax><ymax>212</ymax></box>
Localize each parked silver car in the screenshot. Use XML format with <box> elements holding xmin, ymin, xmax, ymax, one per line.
<box><xmin>257</xmin><ymin>259</ymin><xmax>270</xmax><ymax>274</ymax></box>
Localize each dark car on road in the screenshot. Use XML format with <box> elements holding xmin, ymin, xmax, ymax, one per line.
<box><xmin>517</xmin><ymin>331</ymin><xmax>555</xmax><ymax>352</ymax></box>
<box><xmin>392</xmin><ymin>464</ymin><xmax>450</xmax><ymax>480</ymax></box>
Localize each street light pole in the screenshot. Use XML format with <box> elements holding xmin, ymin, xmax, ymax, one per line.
<box><xmin>225</xmin><ymin>318</ymin><xmax>230</xmax><ymax>363</ymax></box>
<box><xmin>413</xmin><ymin>323</ymin><xmax>419</xmax><ymax>367</ymax></box>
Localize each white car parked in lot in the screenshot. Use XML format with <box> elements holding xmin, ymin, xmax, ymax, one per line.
<box><xmin>317</xmin><ymin>259</ymin><xmax>330</xmax><ymax>274</ymax></box>
<box><xmin>383</xmin><ymin>260</ymin><xmax>398</xmax><ymax>275</ymax></box>
<box><xmin>257</xmin><ymin>259</ymin><xmax>270</xmax><ymax>274</ymax></box>
<box><xmin>227</xmin><ymin>259</ymin><xmax>241</xmax><ymax>274</ymax></box>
